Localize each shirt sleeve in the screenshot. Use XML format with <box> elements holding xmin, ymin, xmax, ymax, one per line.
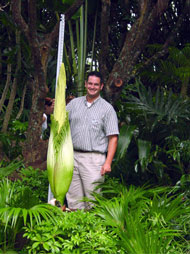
<box><xmin>104</xmin><ymin>107</ymin><xmax>119</xmax><ymax>136</ymax></box>
<box><xmin>66</xmin><ymin>98</ymin><xmax>75</xmax><ymax>113</ymax></box>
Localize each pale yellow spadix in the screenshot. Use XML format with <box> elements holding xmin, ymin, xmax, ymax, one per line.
<box><xmin>47</xmin><ymin>63</ymin><xmax>74</xmax><ymax>205</ymax></box>
<box><xmin>53</xmin><ymin>64</ymin><xmax>66</xmax><ymax>132</ymax></box>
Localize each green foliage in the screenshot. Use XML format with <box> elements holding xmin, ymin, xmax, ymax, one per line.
<box><xmin>0</xmin><ymin>178</ymin><xmax>62</xmax><ymax>253</ymax></box>
<box><xmin>93</xmin><ymin>184</ymin><xmax>190</xmax><ymax>254</ymax></box>
<box><xmin>0</xmin><ymin>160</ymin><xmax>23</xmax><ymax>179</ymax></box>
<box><xmin>136</xmin><ymin>139</ymin><xmax>151</xmax><ymax>172</ymax></box>
<box><xmin>0</xmin><ymin>162</ymin><xmax>48</xmax><ymax>202</ymax></box>
<box><xmin>166</xmin><ymin>136</ymin><xmax>190</xmax><ymax>164</ymax></box>
<box><xmin>10</xmin><ymin>120</ymin><xmax>28</xmax><ymax>134</ymax></box>
<box><xmin>0</xmin><ymin>250</ymin><xmax>19</xmax><ymax>254</ymax></box>
<box><xmin>15</xmin><ymin>167</ymin><xmax>49</xmax><ymax>203</ymax></box>
<box><xmin>126</xmin><ymin>80</ymin><xmax>190</xmax><ymax>132</ymax></box>
<box><xmin>141</xmin><ymin>44</ymin><xmax>190</xmax><ymax>93</ymax></box>
<box><xmin>113</xmin><ymin>81</ymin><xmax>190</xmax><ymax>185</ymax></box>
<box><xmin>23</xmin><ymin>210</ymin><xmax>124</xmax><ymax>254</ymax></box>
<box><xmin>174</xmin><ymin>174</ymin><xmax>190</xmax><ymax>200</ymax></box>
<box><xmin>1</xmin><ymin>166</ymin><xmax>190</xmax><ymax>254</ymax></box>
<box><xmin>65</xmin><ymin>0</ymin><xmax>89</xmax><ymax>96</ymax></box>
<box><xmin>115</xmin><ymin>124</ymin><xmax>136</xmax><ymax>162</ymax></box>
<box><xmin>0</xmin><ymin>120</ymin><xmax>28</xmax><ymax>160</ymax></box>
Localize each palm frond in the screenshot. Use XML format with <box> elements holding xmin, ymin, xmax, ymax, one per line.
<box><xmin>0</xmin><ymin>179</ymin><xmax>63</xmax><ymax>234</ymax></box>
<box><xmin>0</xmin><ymin>160</ymin><xmax>23</xmax><ymax>179</ymax></box>
<box><xmin>0</xmin><ymin>179</ymin><xmax>15</xmax><ymax>208</ymax></box>
<box><xmin>137</xmin><ymin>139</ymin><xmax>151</xmax><ymax>172</ymax></box>
<box><xmin>94</xmin><ymin>185</ymin><xmax>188</xmax><ymax>254</ymax></box>
<box><xmin>0</xmin><ymin>204</ymin><xmax>63</xmax><ymax>231</ymax></box>
<box><xmin>126</xmin><ymin>81</ymin><xmax>190</xmax><ymax>131</ymax></box>
<box><xmin>115</xmin><ymin>124</ymin><xmax>136</xmax><ymax>161</ymax></box>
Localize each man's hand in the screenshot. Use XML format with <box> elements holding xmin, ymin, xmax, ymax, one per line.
<box><xmin>101</xmin><ymin>162</ymin><xmax>111</xmax><ymax>176</ymax></box>
<box><xmin>100</xmin><ymin>135</ymin><xmax>118</xmax><ymax>176</ymax></box>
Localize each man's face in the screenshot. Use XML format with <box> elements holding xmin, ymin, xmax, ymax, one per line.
<box><xmin>85</xmin><ymin>75</ymin><xmax>103</xmax><ymax>99</ymax></box>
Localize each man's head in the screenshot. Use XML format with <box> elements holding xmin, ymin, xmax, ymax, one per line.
<box><xmin>86</xmin><ymin>71</ymin><xmax>103</xmax><ymax>84</ymax></box>
<box><xmin>45</xmin><ymin>97</ymin><xmax>52</xmax><ymax>106</ymax></box>
<box><xmin>85</xmin><ymin>71</ymin><xmax>104</xmax><ymax>101</ymax></box>
<box><xmin>44</xmin><ymin>97</ymin><xmax>54</xmax><ymax>115</ymax></box>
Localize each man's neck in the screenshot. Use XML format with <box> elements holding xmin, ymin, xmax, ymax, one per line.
<box><xmin>86</xmin><ymin>95</ymin><xmax>100</xmax><ymax>103</ymax></box>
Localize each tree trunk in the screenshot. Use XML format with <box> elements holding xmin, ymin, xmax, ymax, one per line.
<box><xmin>99</xmin><ymin>0</ymin><xmax>110</xmax><ymax>81</ymax></box>
<box><xmin>100</xmin><ymin>0</ymin><xmax>187</xmax><ymax>103</ymax></box>
<box><xmin>21</xmin><ymin>76</ymin><xmax>48</xmax><ymax>169</ymax></box>
<box><xmin>0</xmin><ymin>64</ymin><xmax>12</xmax><ymax>113</ymax></box>
<box><xmin>2</xmin><ymin>29</ymin><xmax>21</xmax><ymax>133</ymax></box>
<box><xmin>11</xmin><ymin>0</ymin><xmax>85</xmax><ymax>169</ymax></box>
<box><xmin>16</xmin><ymin>83</ymin><xmax>27</xmax><ymax>120</ymax></box>
<box><xmin>103</xmin><ymin>0</ymin><xmax>170</xmax><ymax>102</ymax></box>
<box><xmin>0</xmin><ymin>142</ymin><xmax>9</xmax><ymax>162</ymax></box>
<box><xmin>180</xmin><ymin>76</ymin><xmax>189</xmax><ymax>98</ymax></box>
<box><xmin>0</xmin><ymin>49</ymin><xmax>2</xmax><ymax>78</ymax></box>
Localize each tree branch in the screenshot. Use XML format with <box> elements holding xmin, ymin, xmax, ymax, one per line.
<box><xmin>140</xmin><ymin>0</ymin><xmax>190</xmax><ymax>71</ymax></box>
<box><xmin>28</xmin><ymin>0</ymin><xmax>37</xmax><ymax>43</ymax></box>
<box><xmin>44</xmin><ymin>0</ymin><xmax>85</xmax><ymax>47</ymax></box>
<box><xmin>104</xmin><ymin>0</ymin><xmax>170</xmax><ymax>102</ymax></box>
<box><xmin>99</xmin><ymin>0</ymin><xmax>110</xmax><ymax>81</ymax></box>
<box><xmin>11</xmin><ymin>0</ymin><xmax>29</xmax><ymax>40</ymax></box>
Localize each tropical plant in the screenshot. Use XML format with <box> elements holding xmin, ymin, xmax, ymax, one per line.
<box><xmin>174</xmin><ymin>174</ymin><xmax>190</xmax><ymax>201</ymax></box>
<box><xmin>126</xmin><ymin>80</ymin><xmax>190</xmax><ymax>132</ymax></box>
<box><xmin>64</xmin><ymin>0</ymin><xmax>99</xmax><ymax>97</ymax></box>
<box><xmin>47</xmin><ymin>63</ymin><xmax>74</xmax><ymax>206</ymax></box>
<box><xmin>14</xmin><ymin>166</ymin><xmax>49</xmax><ymax>202</ymax></box>
<box><xmin>23</xmin><ymin>209</ymin><xmax>124</xmax><ymax>254</ymax></box>
<box><xmin>0</xmin><ymin>119</ymin><xmax>28</xmax><ymax>160</ymax></box>
<box><xmin>141</xmin><ymin>44</ymin><xmax>190</xmax><ymax>96</ymax></box>
<box><xmin>93</xmin><ymin>184</ymin><xmax>190</xmax><ymax>254</ymax></box>
<box><xmin>0</xmin><ymin>160</ymin><xmax>23</xmax><ymax>179</ymax></box>
<box><xmin>0</xmin><ymin>178</ymin><xmax>63</xmax><ymax>253</ymax></box>
<box><xmin>66</xmin><ymin>0</ymin><xmax>88</xmax><ymax>96</ymax></box>
<box><xmin>113</xmin><ymin>80</ymin><xmax>190</xmax><ymax>185</ymax></box>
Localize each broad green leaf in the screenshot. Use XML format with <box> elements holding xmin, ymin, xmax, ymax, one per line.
<box><xmin>138</xmin><ymin>139</ymin><xmax>151</xmax><ymax>172</ymax></box>
<box><xmin>115</xmin><ymin>124</ymin><xmax>136</xmax><ymax>161</ymax></box>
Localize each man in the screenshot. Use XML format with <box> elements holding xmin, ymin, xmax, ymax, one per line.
<box><xmin>66</xmin><ymin>71</ymin><xmax>119</xmax><ymax>210</ymax></box>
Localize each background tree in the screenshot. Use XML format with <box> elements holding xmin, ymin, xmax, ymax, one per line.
<box><xmin>9</xmin><ymin>0</ymin><xmax>84</xmax><ymax>167</ymax></box>
<box><xmin>99</xmin><ymin>0</ymin><xmax>190</xmax><ymax>101</ymax></box>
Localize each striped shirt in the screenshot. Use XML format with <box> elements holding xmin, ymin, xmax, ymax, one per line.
<box><xmin>66</xmin><ymin>96</ymin><xmax>119</xmax><ymax>153</ymax></box>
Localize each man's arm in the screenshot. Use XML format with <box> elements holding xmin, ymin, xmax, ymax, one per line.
<box><xmin>101</xmin><ymin>135</ymin><xmax>118</xmax><ymax>176</ymax></box>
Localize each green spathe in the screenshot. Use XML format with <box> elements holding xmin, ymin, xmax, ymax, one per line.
<box><xmin>47</xmin><ymin>63</ymin><xmax>74</xmax><ymax>205</ymax></box>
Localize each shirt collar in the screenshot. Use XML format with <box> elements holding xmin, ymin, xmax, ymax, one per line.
<box><xmin>84</xmin><ymin>95</ymin><xmax>101</xmax><ymax>106</ymax></box>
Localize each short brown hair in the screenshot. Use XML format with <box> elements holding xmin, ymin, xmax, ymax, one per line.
<box><xmin>87</xmin><ymin>71</ymin><xmax>103</xmax><ymax>84</ymax></box>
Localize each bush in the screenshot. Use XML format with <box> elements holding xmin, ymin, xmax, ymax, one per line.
<box><xmin>0</xmin><ymin>178</ymin><xmax>63</xmax><ymax>253</ymax></box>
<box><xmin>23</xmin><ymin>210</ymin><xmax>124</xmax><ymax>254</ymax></box>
<box><xmin>14</xmin><ymin>166</ymin><xmax>49</xmax><ymax>202</ymax></box>
<box><xmin>93</xmin><ymin>184</ymin><xmax>190</xmax><ymax>254</ymax></box>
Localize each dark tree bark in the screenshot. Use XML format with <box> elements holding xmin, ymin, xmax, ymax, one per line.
<box><xmin>99</xmin><ymin>0</ymin><xmax>110</xmax><ymax>82</ymax></box>
<box><xmin>100</xmin><ymin>0</ymin><xmax>189</xmax><ymax>103</ymax></box>
<box><xmin>11</xmin><ymin>0</ymin><xmax>84</xmax><ymax>169</ymax></box>
<box><xmin>141</xmin><ymin>0</ymin><xmax>189</xmax><ymax>72</ymax></box>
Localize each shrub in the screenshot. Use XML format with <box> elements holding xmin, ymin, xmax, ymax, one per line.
<box><xmin>14</xmin><ymin>166</ymin><xmax>49</xmax><ymax>203</ymax></box>
<box><xmin>23</xmin><ymin>210</ymin><xmax>124</xmax><ymax>254</ymax></box>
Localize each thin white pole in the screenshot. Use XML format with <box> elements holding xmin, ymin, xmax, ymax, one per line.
<box><xmin>55</xmin><ymin>14</ymin><xmax>65</xmax><ymax>89</ymax></box>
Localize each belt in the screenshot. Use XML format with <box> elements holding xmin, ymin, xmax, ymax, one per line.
<box><xmin>74</xmin><ymin>149</ymin><xmax>105</xmax><ymax>154</ymax></box>
<box><xmin>74</xmin><ymin>149</ymin><xmax>91</xmax><ymax>153</ymax></box>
